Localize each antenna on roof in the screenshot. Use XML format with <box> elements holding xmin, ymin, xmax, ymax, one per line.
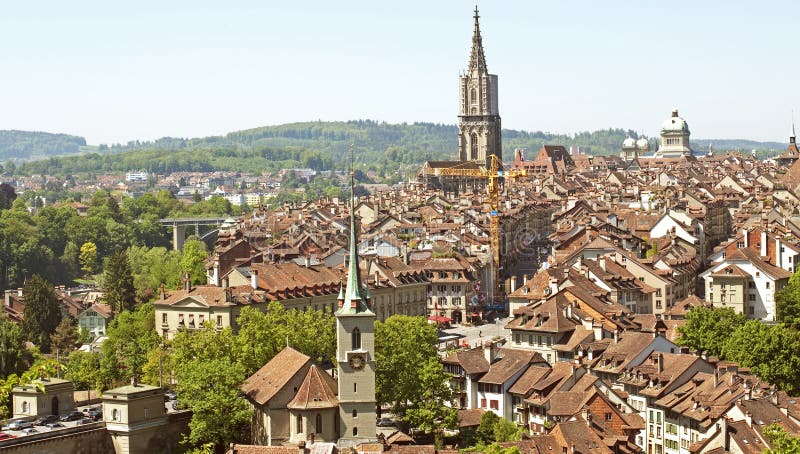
<box><xmin>286</xmin><ymin>334</ymin><xmax>290</xmax><ymax>348</ymax></box>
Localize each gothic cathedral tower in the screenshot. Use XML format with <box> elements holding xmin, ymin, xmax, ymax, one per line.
<box><xmin>335</xmin><ymin>173</ymin><xmax>377</xmax><ymax>447</ymax></box>
<box><xmin>458</xmin><ymin>6</ymin><xmax>501</xmax><ymax>164</ymax></box>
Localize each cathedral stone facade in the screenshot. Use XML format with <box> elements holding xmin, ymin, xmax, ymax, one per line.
<box><xmin>458</xmin><ymin>7</ymin><xmax>502</xmax><ymax>164</ymax></box>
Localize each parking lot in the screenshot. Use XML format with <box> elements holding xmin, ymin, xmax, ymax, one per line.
<box><xmin>1</xmin><ymin>403</ymin><xmax>103</xmax><ymax>440</ymax></box>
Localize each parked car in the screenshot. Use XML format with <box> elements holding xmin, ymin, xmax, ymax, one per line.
<box><xmin>44</xmin><ymin>422</ymin><xmax>64</xmax><ymax>430</ymax></box>
<box><xmin>34</xmin><ymin>415</ymin><xmax>59</xmax><ymax>426</ymax></box>
<box><xmin>171</xmin><ymin>400</ymin><xmax>179</xmax><ymax>411</ymax></box>
<box><xmin>164</xmin><ymin>391</ymin><xmax>177</xmax><ymax>401</ymax></box>
<box><xmin>4</xmin><ymin>420</ymin><xmax>33</xmax><ymax>431</ymax></box>
<box><xmin>76</xmin><ymin>418</ymin><xmax>94</xmax><ymax>426</ymax></box>
<box><xmin>0</xmin><ymin>432</ymin><xmax>17</xmax><ymax>440</ymax></box>
<box><xmin>376</xmin><ymin>417</ymin><xmax>396</xmax><ymax>427</ymax></box>
<box><xmin>84</xmin><ymin>407</ymin><xmax>102</xmax><ymax>421</ymax></box>
<box><xmin>59</xmin><ymin>411</ymin><xmax>84</xmax><ymax>422</ymax></box>
<box><xmin>20</xmin><ymin>428</ymin><xmax>37</xmax><ymax>435</ymax></box>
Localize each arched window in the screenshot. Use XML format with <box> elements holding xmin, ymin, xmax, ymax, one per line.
<box><xmin>316</xmin><ymin>413</ymin><xmax>322</xmax><ymax>434</ymax></box>
<box><xmin>470</xmin><ymin>88</ymin><xmax>477</xmax><ymax>104</ymax></box>
<box><xmin>112</xmin><ymin>408</ymin><xmax>119</xmax><ymax>421</ymax></box>
<box><xmin>351</xmin><ymin>327</ymin><xmax>361</xmax><ymax>350</ymax></box>
<box><xmin>353</xmin><ymin>427</ymin><xmax>358</xmax><ymax>436</ymax></box>
<box><xmin>296</xmin><ymin>414</ymin><xmax>303</xmax><ymax>433</ymax></box>
<box><xmin>21</xmin><ymin>401</ymin><xmax>29</xmax><ymax>413</ymax></box>
<box><xmin>471</xmin><ymin>133</ymin><xmax>479</xmax><ymax>160</ymax></box>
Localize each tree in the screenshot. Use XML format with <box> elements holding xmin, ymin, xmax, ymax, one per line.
<box><xmin>50</xmin><ymin>318</ymin><xmax>79</xmax><ymax>355</ymax></box>
<box><xmin>65</xmin><ymin>350</ymin><xmax>102</xmax><ymax>391</ymax></box>
<box><xmin>0</xmin><ymin>314</ymin><xmax>25</xmax><ymax>377</ymax></box>
<box><xmin>0</xmin><ymin>182</ymin><xmax>17</xmax><ymax>210</ymax></box>
<box><xmin>493</xmin><ymin>417</ymin><xmax>521</xmax><ymax>443</ymax></box>
<box><xmin>177</xmin><ymin>358</ymin><xmax>251</xmax><ymax>449</ymax></box>
<box><xmin>763</xmin><ymin>422</ymin><xmax>800</xmax><ymax>453</ymax></box>
<box><xmin>100</xmin><ymin>303</ymin><xmax>159</xmax><ymax>386</ymax></box>
<box><xmin>21</xmin><ymin>275</ymin><xmax>61</xmax><ymax>353</ymax></box>
<box><xmin>103</xmin><ymin>250</ymin><xmax>137</xmax><ymax>313</ymax></box>
<box><xmin>180</xmin><ymin>239</ymin><xmax>208</xmax><ymax>285</ymax></box>
<box><xmin>722</xmin><ymin>321</ymin><xmax>800</xmax><ymax>394</ymax></box>
<box><xmin>476</xmin><ymin>411</ymin><xmax>501</xmax><ymax>445</ymax></box>
<box><xmin>676</xmin><ymin>306</ymin><xmax>745</xmax><ymax>357</ymax></box>
<box><xmin>403</xmin><ymin>358</ymin><xmax>457</xmax><ymax>449</ymax></box>
<box><xmin>172</xmin><ymin>325</ymin><xmax>250</xmax><ymax>449</ymax></box>
<box><xmin>776</xmin><ymin>271</ymin><xmax>800</xmax><ymax>330</ymax></box>
<box><xmin>79</xmin><ymin>241</ymin><xmax>98</xmax><ymax>275</ymax></box>
<box><xmin>375</xmin><ymin>315</ymin><xmax>440</xmax><ymax>416</ymax></box>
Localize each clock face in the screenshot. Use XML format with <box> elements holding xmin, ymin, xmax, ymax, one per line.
<box><xmin>348</xmin><ymin>353</ymin><xmax>366</xmax><ymax>371</ymax></box>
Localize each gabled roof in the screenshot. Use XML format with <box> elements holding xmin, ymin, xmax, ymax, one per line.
<box><xmin>287</xmin><ymin>364</ymin><xmax>338</xmax><ymax>410</ymax></box>
<box><xmin>241</xmin><ymin>347</ymin><xmax>312</xmax><ymax>406</ymax></box>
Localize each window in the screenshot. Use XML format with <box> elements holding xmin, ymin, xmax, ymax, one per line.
<box><xmin>353</xmin><ymin>427</ymin><xmax>358</xmax><ymax>436</ymax></box>
<box><xmin>297</xmin><ymin>414</ymin><xmax>303</xmax><ymax>433</ymax></box>
<box><xmin>216</xmin><ymin>315</ymin><xmax>223</xmax><ymax>327</ymax></box>
<box><xmin>605</xmin><ymin>412</ymin><xmax>612</xmax><ymax>421</ymax></box>
<box><xmin>112</xmin><ymin>408</ymin><xmax>120</xmax><ymax>421</ymax></box>
<box><xmin>178</xmin><ymin>314</ymin><xmax>184</xmax><ymax>325</ymax></box>
<box><xmin>481</xmin><ymin>398</ymin><xmax>487</xmax><ymax>408</ymax></box>
<box><xmin>471</xmin><ymin>133</ymin><xmax>479</xmax><ymax>160</ymax></box>
<box><xmin>514</xmin><ymin>334</ymin><xmax>520</xmax><ymax>343</ymax></box>
<box><xmin>352</xmin><ymin>409</ymin><xmax>357</xmax><ymax>418</ymax></box>
<box><xmin>537</xmin><ymin>335</ymin><xmax>542</xmax><ymax>345</ymax></box>
<box><xmin>438</xmin><ymin>285</ymin><xmax>447</xmax><ymax>293</ymax></box>
<box><xmin>162</xmin><ymin>313</ymin><xmax>168</xmax><ymax>324</ymax></box>
<box><xmin>144</xmin><ymin>408</ymin><xmax>149</xmax><ymax>419</ymax></box>
<box><xmin>198</xmin><ymin>314</ymin><xmax>204</xmax><ymax>325</ymax></box>
<box><xmin>749</xmin><ymin>294</ymin><xmax>756</xmax><ymax>301</ymax></box>
<box><xmin>490</xmin><ymin>400</ymin><xmax>499</xmax><ymax>410</ymax></box>
<box><xmin>766</xmin><ymin>282</ymin><xmax>771</xmax><ymax>289</ymax></box>
<box><xmin>528</xmin><ymin>335</ymin><xmax>533</xmax><ymax>344</ymax></box>
<box><xmin>316</xmin><ymin>413</ymin><xmax>322</xmax><ymax>434</ymax></box>
<box><xmin>352</xmin><ymin>327</ymin><xmax>361</xmax><ymax>350</ymax></box>
<box><xmin>353</xmin><ymin>383</ymin><xmax>358</xmax><ymax>393</ymax></box>
<box><xmin>21</xmin><ymin>401</ymin><xmax>29</xmax><ymax>413</ymax></box>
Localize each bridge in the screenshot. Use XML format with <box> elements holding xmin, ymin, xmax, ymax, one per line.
<box><xmin>159</xmin><ymin>217</ymin><xmax>232</xmax><ymax>250</ymax></box>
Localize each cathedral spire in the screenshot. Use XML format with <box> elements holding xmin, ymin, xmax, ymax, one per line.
<box><xmin>792</xmin><ymin>110</ymin><xmax>796</xmax><ymax>144</ymax></box>
<box><xmin>469</xmin><ymin>5</ymin><xmax>487</xmax><ymax>72</ymax></box>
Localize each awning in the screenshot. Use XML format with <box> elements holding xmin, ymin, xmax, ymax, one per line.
<box><xmin>428</xmin><ymin>315</ymin><xmax>452</xmax><ymax>323</ymax></box>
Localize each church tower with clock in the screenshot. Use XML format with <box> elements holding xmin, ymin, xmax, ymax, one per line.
<box><xmin>335</xmin><ymin>172</ymin><xmax>377</xmax><ymax>447</ymax></box>
<box><xmin>458</xmin><ymin>6</ymin><xmax>502</xmax><ymax>164</ymax></box>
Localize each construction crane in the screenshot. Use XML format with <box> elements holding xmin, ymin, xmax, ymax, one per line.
<box><xmin>423</xmin><ymin>155</ymin><xmax>526</xmax><ymax>308</ymax></box>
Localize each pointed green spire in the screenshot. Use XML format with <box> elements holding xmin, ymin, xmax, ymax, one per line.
<box><xmin>337</xmin><ymin>144</ymin><xmax>372</xmax><ymax>315</ymax></box>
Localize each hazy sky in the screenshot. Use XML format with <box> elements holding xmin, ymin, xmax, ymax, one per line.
<box><xmin>2</xmin><ymin>1</ymin><xmax>798</xmax><ymax>145</ymax></box>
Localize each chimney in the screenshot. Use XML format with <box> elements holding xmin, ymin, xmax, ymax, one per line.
<box><xmin>599</xmin><ymin>257</ymin><xmax>606</xmax><ymax>271</ymax></box>
<box><xmin>745</xmin><ymin>410</ymin><xmax>752</xmax><ymax>427</ymax></box>
<box><xmin>222</xmin><ymin>277</ymin><xmax>229</xmax><ymax>289</ymax></box>
<box><xmin>251</xmin><ymin>269</ymin><xmax>259</xmax><ymax>290</ymax></box>
<box><xmin>523</xmin><ymin>274</ymin><xmax>528</xmax><ymax>286</ymax></box>
<box><xmin>743</xmin><ymin>228</ymin><xmax>749</xmax><ymax>248</ymax></box>
<box><xmin>510</xmin><ymin>276</ymin><xmax>517</xmax><ymax>293</ymax></box>
<box><xmin>761</xmin><ymin>230</ymin><xmax>768</xmax><ymax>257</ymax></box>
<box><xmin>305</xmin><ymin>256</ymin><xmax>311</xmax><ymax>268</ymax></box>
<box><xmin>483</xmin><ymin>340</ymin><xmax>495</xmax><ymax>365</ymax></box>
<box><xmin>160</xmin><ymin>283</ymin><xmax>166</xmax><ymax>300</ymax></box>
<box><xmin>656</xmin><ymin>353</ymin><xmax>663</xmax><ymax>373</ymax></box>
<box><xmin>212</xmin><ymin>260</ymin><xmax>220</xmax><ymax>286</ymax></box>
<box><xmin>548</xmin><ymin>277</ymin><xmax>559</xmax><ymax>296</ymax></box>
<box><xmin>183</xmin><ymin>272</ymin><xmax>191</xmax><ymax>291</ymax></box>
<box><xmin>613</xmin><ymin>329</ymin><xmax>619</xmax><ymax>343</ymax></box>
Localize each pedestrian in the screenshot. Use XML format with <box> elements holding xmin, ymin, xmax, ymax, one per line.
<box><xmin>478</xmin><ymin>330</ymin><xmax>482</xmax><ymax>337</ymax></box>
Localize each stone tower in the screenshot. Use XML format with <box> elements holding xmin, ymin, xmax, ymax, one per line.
<box><xmin>458</xmin><ymin>6</ymin><xmax>502</xmax><ymax>164</ymax></box>
<box><xmin>335</xmin><ymin>173</ymin><xmax>376</xmax><ymax>447</ymax></box>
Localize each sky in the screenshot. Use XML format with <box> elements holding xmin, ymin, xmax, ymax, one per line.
<box><xmin>1</xmin><ymin>0</ymin><xmax>799</xmax><ymax>145</ymax></box>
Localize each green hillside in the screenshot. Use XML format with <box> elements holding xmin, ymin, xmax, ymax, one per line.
<box><xmin>13</xmin><ymin>121</ymin><xmax>790</xmax><ymax>177</ymax></box>
<box><xmin>0</xmin><ymin>130</ymin><xmax>87</xmax><ymax>161</ymax></box>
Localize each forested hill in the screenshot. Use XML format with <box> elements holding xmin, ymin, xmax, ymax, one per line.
<box><xmin>13</xmin><ymin>120</ymin><xmax>790</xmax><ymax>176</ymax></box>
<box><xmin>0</xmin><ymin>130</ymin><xmax>87</xmax><ymax>161</ymax></box>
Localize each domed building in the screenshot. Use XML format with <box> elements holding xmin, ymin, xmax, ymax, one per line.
<box><xmin>620</xmin><ymin>135</ymin><xmax>650</xmax><ymax>162</ymax></box>
<box><xmin>653</xmin><ymin>109</ymin><xmax>693</xmax><ymax>158</ymax></box>
<box><xmin>620</xmin><ymin>135</ymin><xmax>637</xmax><ymax>161</ymax></box>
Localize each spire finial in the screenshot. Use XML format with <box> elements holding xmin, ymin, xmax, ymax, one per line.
<box><xmin>468</xmin><ymin>4</ymin><xmax>487</xmax><ymax>72</ymax></box>
<box><xmin>792</xmin><ymin>109</ymin><xmax>796</xmax><ymax>141</ymax></box>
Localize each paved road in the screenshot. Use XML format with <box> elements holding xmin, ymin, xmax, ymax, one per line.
<box><xmin>442</xmin><ymin>317</ymin><xmax>511</xmax><ymax>349</ymax></box>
